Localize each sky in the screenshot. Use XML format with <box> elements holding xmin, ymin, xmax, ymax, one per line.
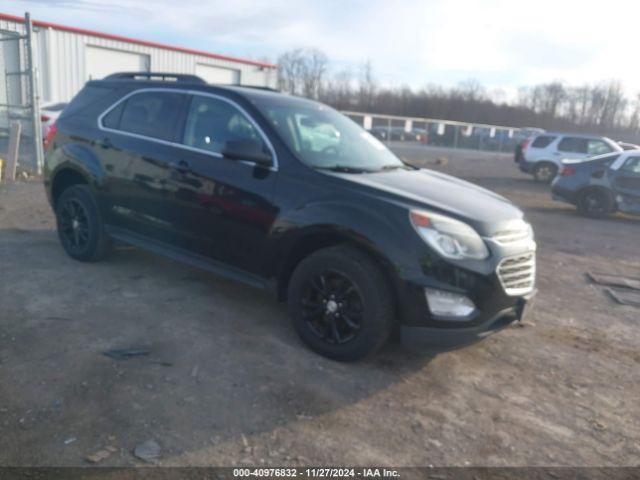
<box><xmin>3</xmin><ymin>0</ymin><xmax>640</xmax><ymax>101</ymax></box>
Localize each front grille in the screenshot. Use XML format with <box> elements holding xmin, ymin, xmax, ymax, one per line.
<box><xmin>497</xmin><ymin>252</ymin><xmax>536</xmax><ymax>296</ymax></box>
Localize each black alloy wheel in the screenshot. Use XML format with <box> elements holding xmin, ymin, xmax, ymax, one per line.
<box><xmin>55</xmin><ymin>185</ymin><xmax>111</xmax><ymax>261</ymax></box>
<box><xmin>300</xmin><ymin>269</ymin><xmax>363</xmax><ymax>344</ymax></box>
<box><xmin>287</xmin><ymin>245</ymin><xmax>395</xmax><ymax>361</ymax></box>
<box><xmin>58</xmin><ymin>198</ymin><xmax>91</xmax><ymax>255</ymax></box>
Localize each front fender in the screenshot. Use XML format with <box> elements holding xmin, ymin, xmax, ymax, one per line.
<box><xmin>269</xmin><ymin>199</ymin><xmax>431</xmax><ymax>283</ymax></box>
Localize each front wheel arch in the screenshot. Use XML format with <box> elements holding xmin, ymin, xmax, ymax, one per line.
<box><xmin>276</xmin><ymin>230</ymin><xmax>398</xmax><ymax>306</ymax></box>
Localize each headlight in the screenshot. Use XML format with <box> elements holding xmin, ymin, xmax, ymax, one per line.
<box><xmin>410</xmin><ymin>210</ymin><xmax>489</xmax><ymax>260</ymax></box>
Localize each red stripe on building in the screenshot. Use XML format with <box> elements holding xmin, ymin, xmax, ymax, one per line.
<box><xmin>0</xmin><ymin>12</ymin><xmax>276</xmax><ymax>69</ymax></box>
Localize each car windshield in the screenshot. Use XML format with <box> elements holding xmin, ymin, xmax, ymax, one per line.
<box><xmin>253</xmin><ymin>98</ymin><xmax>405</xmax><ymax>172</ymax></box>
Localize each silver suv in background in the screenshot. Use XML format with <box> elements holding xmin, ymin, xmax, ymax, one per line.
<box><xmin>518</xmin><ymin>133</ymin><xmax>622</xmax><ymax>182</ymax></box>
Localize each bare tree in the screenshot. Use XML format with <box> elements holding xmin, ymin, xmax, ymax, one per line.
<box><xmin>300</xmin><ymin>48</ymin><xmax>328</xmax><ymax>99</ymax></box>
<box><xmin>456</xmin><ymin>78</ymin><xmax>486</xmax><ymax>102</ymax></box>
<box><xmin>358</xmin><ymin>60</ymin><xmax>377</xmax><ymax>111</ymax></box>
<box><xmin>539</xmin><ymin>82</ymin><xmax>566</xmax><ymax>118</ymax></box>
<box><xmin>277</xmin><ymin>48</ymin><xmax>328</xmax><ymax>99</ymax></box>
<box><xmin>277</xmin><ymin>49</ymin><xmax>305</xmax><ymax>95</ymax></box>
<box><xmin>276</xmin><ymin>46</ymin><xmax>640</xmax><ymax>141</ymax></box>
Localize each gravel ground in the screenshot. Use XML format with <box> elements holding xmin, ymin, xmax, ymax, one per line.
<box><xmin>0</xmin><ymin>145</ymin><xmax>639</xmax><ymax>467</ymax></box>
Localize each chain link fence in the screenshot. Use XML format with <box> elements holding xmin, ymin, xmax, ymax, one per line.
<box><xmin>0</xmin><ymin>14</ymin><xmax>42</xmax><ymax>179</ymax></box>
<box><xmin>342</xmin><ymin>111</ymin><xmax>544</xmax><ymax>154</ymax></box>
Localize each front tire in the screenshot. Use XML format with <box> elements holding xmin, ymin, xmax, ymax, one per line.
<box><xmin>533</xmin><ymin>162</ymin><xmax>558</xmax><ymax>183</ymax></box>
<box><xmin>55</xmin><ymin>185</ymin><xmax>111</xmax><ymax>262</ymax></box>
<box><xmin>287</xmin><ymin>245</ymin><xmax>395</xmax><ymax>361</ymax></box>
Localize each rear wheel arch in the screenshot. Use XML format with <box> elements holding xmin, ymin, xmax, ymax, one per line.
<box><xmin>51</xmin><ymin>168</ymin><xmax>90</xmax><ymax>209</ymax></box>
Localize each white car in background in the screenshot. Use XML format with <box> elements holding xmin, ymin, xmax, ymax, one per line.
<box><xmin>40</xmin><ymin>101</ymin><xmax>67</xmax><ymax>139</ymax></box>
<box><xmin>518</xmin><ymin>133</ymin><xmax>622</xmax><ymax>182</ymax></box>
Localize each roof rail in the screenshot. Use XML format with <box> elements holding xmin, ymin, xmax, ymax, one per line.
<box><xmin>237</xmin><ymin>85</ymin><xmax>280</xmax><ymax>92</ymax></box>
<box><xmin>103</xmin><ymin>72</ymin><xmax>207</xmax><ymax>84</ymax></box>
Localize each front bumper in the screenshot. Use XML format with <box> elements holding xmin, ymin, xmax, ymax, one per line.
<box><xmin>400</xmin><ymin>290</ymin><xmax>535</xmax><ymax>350</ymax></box>
<box><xmin>393</xmin><ymin>238</ymin><xmax>536</xmax><ymax>349</ymax></box>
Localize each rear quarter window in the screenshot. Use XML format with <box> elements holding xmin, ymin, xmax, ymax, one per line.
<box><xmin>531</xmin><ymin>135</ymin><xmax>556</xmax><ymax>148</ymax></box>
<box><xmin>102</xmin><ymin>102</ymin><xmax>124</xmax><ymax>129</ymax></box>
<box><xmin>58</xmin><ymin>85</ymin><xmax>114</xmax><ymax>120</ymax></box>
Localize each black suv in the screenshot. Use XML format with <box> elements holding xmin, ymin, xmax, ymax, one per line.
<box><xmin>44</xmin><ymin>72</ymin><xmax>537</xmax><ymax>361</ymax></box>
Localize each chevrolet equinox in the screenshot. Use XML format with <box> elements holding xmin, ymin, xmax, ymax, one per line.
<box><xmin>44</xmin><ymin>72</ymin><xmax>537</xmax><ymax>361</ymax></box>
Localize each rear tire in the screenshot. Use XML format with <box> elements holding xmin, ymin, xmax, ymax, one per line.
<box><xmin>577</xmin><ymin>188</ymin><xmax>614</xmax><ymax>218</ymax></box>
<box><xmin>287</xmin><ymin>245</ymin><xmax>395</xmax><ymax>361</ymax></box>
<box><xmin>533</xmin><ymin>162</ymin><xmax>558</xmax><ymax>183</ymax></box>
<box><xmin>55</xmin><ymin>185</ymin><xmax>111</xmax><ymax>262</ymax></box>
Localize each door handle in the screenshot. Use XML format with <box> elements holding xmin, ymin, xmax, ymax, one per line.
<box><xmin>100</xmin><ymin>137</ymin><xmax>113</xmax><ymax>149</ymax></box>
<box><xmin>173</xmin><ymin>160</ymin><xmax>191</xmax><ymax>174</ymax></box>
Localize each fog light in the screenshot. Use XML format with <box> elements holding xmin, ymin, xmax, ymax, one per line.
<box><xmin>424</xmin><ymin>288</ymin><xmax>476</xmax><ymax>318</ymax></box>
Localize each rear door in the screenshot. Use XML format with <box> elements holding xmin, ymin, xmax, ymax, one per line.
<box><xmin>98</xmin><ymin>89</ymin><xmax>190</xmax><ymax>241</ymax></box>
<box><xmin>611</xmin><ymin>155</ymin><xmax>640</xmax><ymax>214</ymax></box>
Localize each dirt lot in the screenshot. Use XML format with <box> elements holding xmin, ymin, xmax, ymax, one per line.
<box><xmin>1</xmin><ymin>145</ymin><xmax>639</xmax><ymax>467</ymax></box>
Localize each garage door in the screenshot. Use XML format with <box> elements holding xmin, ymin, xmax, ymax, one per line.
<box><xmin>85</xmin><ymin>46</ymin><xmax>150</xmax><ymax>81</ymax></box>
<box><xmin>195</xmin><ymin>63</ymin><xmax>240</xmax><ymax>85</ymax></box>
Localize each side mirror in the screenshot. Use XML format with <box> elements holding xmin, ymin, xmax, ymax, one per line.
<box><xmin>221</xmin><ymin>139</ymin><xmax>273</xmax><ymax>167</ymax></box>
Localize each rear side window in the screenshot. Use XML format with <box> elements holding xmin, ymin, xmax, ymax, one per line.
<box><xmin>114</xmin><ymin>91</ymin><xmax>186</xmax><ymax>142</ymax></box>
<box><xmin>182</xmin><ymin>95</ymin><xmax>262</xmax><ymax>154</ymax></box>
<box><xmin>558</xmin><ymin>137</ymin><xmax>588</xmax><ymax>153</ymax></box>
<box><xmin>531</xmin><ymin>135</ymin><xmax>556</xmax><ymax>148</ymax></box>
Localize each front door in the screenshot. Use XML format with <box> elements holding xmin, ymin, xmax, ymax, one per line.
<box><xmin>164</xmin><ymin>93</ymin><xmax>279</xmax><ymax>274</ymax></box>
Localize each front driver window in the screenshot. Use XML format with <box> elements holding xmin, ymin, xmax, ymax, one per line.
<box><xmin>183</xmin><ymin>95</ymin><xmax>262</xmax><ymax>154</ymax></box>
<box><xmin>587</xmin><ymin>140</ymin><xmax>613</xmax><ymax>156</ymax></box>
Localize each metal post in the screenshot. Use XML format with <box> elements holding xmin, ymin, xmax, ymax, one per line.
<box><xmin>453</xmin><ymin>125</ymin><xmax>459</xmax><ymax>149</ymax></box>
<box><xmin>25</xmin><ymin>12</ymin><xmax>44</xmax><ymax>175</ymax></box>
<box><xmin>7</xmin><ymin>121</ymin><xmax>22</xmax><ymax>181</ymax></box>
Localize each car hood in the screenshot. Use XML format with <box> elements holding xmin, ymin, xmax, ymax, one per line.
<box><xmin>330</xmin><ymin>167</ymin><xmax>525</xmax><ymax>235</ymax></box>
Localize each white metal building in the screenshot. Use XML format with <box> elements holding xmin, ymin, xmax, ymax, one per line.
<box><xmin>0</xmin><ymin>11</ymin><xmax>277</xmax><ymax>104</ymax></box>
